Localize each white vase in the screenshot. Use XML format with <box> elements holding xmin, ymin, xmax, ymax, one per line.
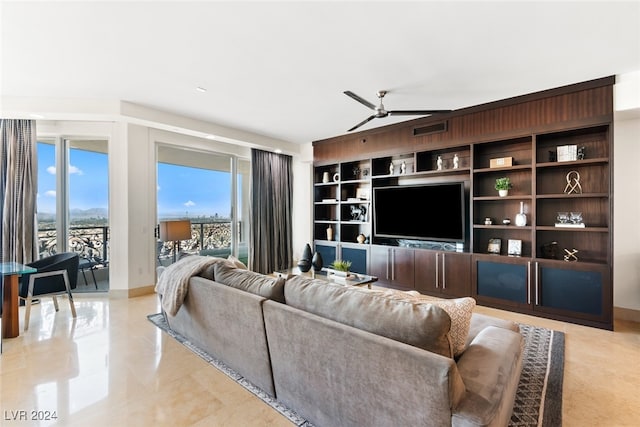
<box><xmin>515</xmin><ymin>201</ymin><xmax>527</xmax><ymax>226</ymax></box>
<box><xmin>499</xmin><ymin>189</ymin><xmax>509</xmax><ymax>197</ymax></box>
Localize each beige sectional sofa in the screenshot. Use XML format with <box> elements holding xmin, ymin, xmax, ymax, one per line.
<box><xmin>156</xmin><ymin>256</ymin><xmax>524</xmax><ymax>427</ymax></box>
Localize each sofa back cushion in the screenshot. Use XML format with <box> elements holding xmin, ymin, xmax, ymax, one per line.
<box><xmin>214</xmin><ymin>262</ymin><xmax>285</xmax><ymax>303</ymax></box>
<box><xmin>284</xmin><ymin>276</ymin><xmax>453</xmax><ymax>357</ymax></box>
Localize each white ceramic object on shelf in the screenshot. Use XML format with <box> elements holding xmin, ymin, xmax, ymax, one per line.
<box><xmin>515</xmin><ymin>201</ymin><xmax>527</xmax><ymax>226</ymax></box>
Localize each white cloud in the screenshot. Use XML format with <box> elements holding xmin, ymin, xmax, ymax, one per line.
<box><xmin>68</xmin><ymin>165</ymin><xmax>83</xmax><ymax>175</ymax></box>
<box><xmin>184</xmin><ymin>200</ymin><xmax>196</xmax><ymax>207</ymax></box>
<box><xmin>46</xmin><ymin>165</ymin><xmax>83</xmax><ymax>175</ymax></box>
<box><xmin>45</xmin><ymin>190</ymin><xmax>56</xmax><ymax>197</ymax></box>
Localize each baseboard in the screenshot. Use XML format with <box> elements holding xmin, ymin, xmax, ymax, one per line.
<box><xmin>614</xmin><ymin>306</ymin><xmax>640</xmax><ymax>323</ymax></box>
<box><xmin>109</xmin><ymin>284</ymin><xmax>156</xmax><ymax>299</ymax></box>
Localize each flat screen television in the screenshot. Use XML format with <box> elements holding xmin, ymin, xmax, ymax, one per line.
<box><xmin>373</xmin><ymin>182</ymin><xmax>466</xmax><ymax>242</ymax></box>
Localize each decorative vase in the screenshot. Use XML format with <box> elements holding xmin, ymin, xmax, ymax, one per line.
<box><xmin>326</xmin><ymin>225</ymin><xmax>334</xmax><ymax>241</ymax></box>
<box><xmin>498</xmin><ymin>189</ymin><xmax>509</xmax><ymax>197</ymax></box>
<box><xmin>515</xmin><ymin>201</ymin><xmax>527</xmax><ymax>226</ymax></box>
<box><xmin>298</xmin><ymin>243</ymin><xmax>313</xmax><ymax>272</ymax></box>
<box><xmin>311</xmin><ymin>252</ymin><xmax>323</xmax><ymax>272</ymax></box>
<box><xmin>322</xmin><ymin>171</ymin><xmax>330</xmax><ymax>183</ymax></box>
<box><xmin>356</xmin><ymin>233</ymin><xmax>366</xmax><ymax>244</ymax></box>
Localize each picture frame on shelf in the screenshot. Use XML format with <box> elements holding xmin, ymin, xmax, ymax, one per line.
<box><xmin>487</xmin><ymin>238</ymin><xmax>501</xmax><ymax>255</ymax></box>
<box><xmin>507</xmin><ymin>239</ymin><xmax>522</xmax><ymax>257</ymax></box>
<box><xmin>356</xmin><ymin>188</ymin><xmax>370</xmax><ymax>200</ymax></box>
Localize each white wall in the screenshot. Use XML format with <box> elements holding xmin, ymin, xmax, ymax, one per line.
<box><xmin>613</xmin><ymin>115</ymin><xmax>640</xmax><ymax>311</ymax></box>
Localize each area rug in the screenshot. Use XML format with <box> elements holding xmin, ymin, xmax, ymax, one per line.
<box><xmin>147</xmin><ymin>313</ymin><xmax>564</xmax><ymax>426</ymax></box>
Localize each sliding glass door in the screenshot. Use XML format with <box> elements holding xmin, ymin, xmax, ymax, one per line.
<box><xmin>157</xmin><ymin>145</ymin><xmax>250</xmax><ymax>265</ymax></box>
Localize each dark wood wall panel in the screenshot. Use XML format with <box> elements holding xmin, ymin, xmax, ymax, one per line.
<box><xmin>313</xmin><ymin>77</ymin><xmax>614</xmax><ymax>163</ymax></box>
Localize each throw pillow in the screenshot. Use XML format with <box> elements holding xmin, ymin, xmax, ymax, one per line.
<box><xmin>379</xmin><ymin>289</ymin><xmax>475</xmax><ymax>357</ymax></box>
<box><xmin>214</xmin><ymin>262</ymin><xmax>285</xmax><ymax>303</ymax></box>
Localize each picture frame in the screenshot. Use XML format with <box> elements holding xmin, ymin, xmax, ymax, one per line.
<box><xmin>507</xmin><ymin>239</ymin><xmax>522</xmax><ymax>257</ymax></box>
<box><xmin>356</xmin><ymin>187</ymin><xmax>370</xmax><ymax>200</ymax></box>
<box><xmin>487</xmin><ymin>238</ymin><xmax>501</xmax><ymax>255</ymax></box>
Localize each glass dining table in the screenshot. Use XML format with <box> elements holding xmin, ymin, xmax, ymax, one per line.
<box><xmin>1</xmin><ymin>262</ymin><xmax>37</xmax><ymax>339</ymax></box>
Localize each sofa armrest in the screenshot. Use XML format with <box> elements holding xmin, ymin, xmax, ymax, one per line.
<box><xmin>453</xmin><ymin>326</ymin><xmax>524</xmax><ymax>427</ymax></box>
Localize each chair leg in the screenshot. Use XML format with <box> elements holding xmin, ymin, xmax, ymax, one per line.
<box><xmin>52</xmin><ymin>295</ymin><xmax>59</xmax><ymax>311</ymax></box>
<box><xmin>24</xmin><ymin>296</ymin><xmax>32</xmax><ymax>331</ymax></box>
<box><xmin>63</xmin><ymin>271</ymin><xmax>77</xmax><ymax>318</ymax></box>
<box><xmin>91</xmin><ymin>268</ymin><xmax>98</xmax><ymax>290</ymax></box>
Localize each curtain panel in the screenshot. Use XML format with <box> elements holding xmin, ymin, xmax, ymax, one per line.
<box><xmin>250</xmin><ymin>149</ymin><xmax>293</xmax><ymax>274</ymax></box>
<box><xmin>0</xmin><ymin>119</ymin><xmax>38</xmax><ymax>263</ymax></box>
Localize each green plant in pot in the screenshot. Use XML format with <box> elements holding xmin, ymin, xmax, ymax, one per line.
<box><xmin>495</xmin><ymin>177</ymin><xmax>512</xmax><ymax>197</ymax></box>
<box><xmin>330</xmin><ymin>259</ymin><xmax>352</xmax><ymax>277</ymax></box>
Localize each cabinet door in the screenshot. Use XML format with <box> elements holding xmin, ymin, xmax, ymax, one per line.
<box><xmin>534</xmin><ymin>261</ymin><xmax>612</xmax><ymax>328</ymax></box>
<box><xmin>414</xmin><ymin>250</ymin><xmax>438</xmax><ymax>293</ymax></box>
<box><xmin>313</xmin><ymin>243</ymin><xmax>336</xmax><ymax>269</ymax></box>
<box><xmin>440</xmin><ymin>252</ymin><xmax>471</xmax><ymax>297</ymax></box>
<box><xmin>370</xmin><ymin>246</ymin><xmax>414</xmax><ymax>289</ymax></box>
<box><xmin>473</xmin><ymin>255</ymin><xmax>532</xmax><ymax>310</ymax></box>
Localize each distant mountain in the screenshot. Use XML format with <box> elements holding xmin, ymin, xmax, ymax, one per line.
<box><xmin>70</xmin><ymin>208</ymin><xmax>108</xmax><ymax>219</ymax></box>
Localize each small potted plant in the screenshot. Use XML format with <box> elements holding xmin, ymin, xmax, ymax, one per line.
<box><xmin>330</xmin><ymin>259</ymin><xmax>352</xmax><ymax>277</ymax></box>
<box><xmin>495</xmin><ymin>177</ymin><xmax>512</xmax><ymax>197</ymax></box>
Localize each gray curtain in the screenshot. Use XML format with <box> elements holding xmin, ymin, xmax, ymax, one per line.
<box><xmin>250</xmin><ymin>149</ymin><xmax>293</xmax><ymax>274</ymax></box>
<box><xmin>1</xmin><ymin>119</ymin><xmax>38</xmax><ymax>263</ymax></box>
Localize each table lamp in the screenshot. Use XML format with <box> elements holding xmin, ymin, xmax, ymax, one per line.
<box><xmin>159</xmin><ymin>220</ymin><xmax>192</xmax><ymax>263</ymax></box>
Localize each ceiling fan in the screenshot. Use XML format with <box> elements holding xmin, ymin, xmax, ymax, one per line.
<box><xmin>344</xmin><ymin>90</ymin><xmax>451</xmax><ymax>132</ymax></box>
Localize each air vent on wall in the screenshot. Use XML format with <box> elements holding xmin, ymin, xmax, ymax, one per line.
<box><xmin>413</xmin><ymin>120</ymin><xmax>448</xmax><ymax>136</ymax></box>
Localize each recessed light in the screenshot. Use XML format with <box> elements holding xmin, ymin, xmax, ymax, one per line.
<box><xmin>274</xmin><ymin>148</ymin><xmax>282</xmax><ymax>153</ymax></box>
<box><xmin>196</xmin><ymin>86</ymin><xmax>207</xmax><ymax>93</ymax></box>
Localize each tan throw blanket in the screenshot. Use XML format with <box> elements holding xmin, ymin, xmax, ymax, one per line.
<box><xmin>155</xmin><ymin>255</ymin><xmax>227</xmax><ymax>316</ymax></box>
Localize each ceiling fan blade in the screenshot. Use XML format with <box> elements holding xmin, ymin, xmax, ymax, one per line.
<box><xmin>388</xmin><ymin>109</ymin><xmax>452</xmax><ymax>116</ymax></box>
<box><xmin>348</xmin><ymin>115</ymin><xmax>376</xmax><ymax>132</ymax></box>
<box><xmin>344</xmin><ymin>91</ymin><xmax>377</xmax><ymax>110</ymax></box>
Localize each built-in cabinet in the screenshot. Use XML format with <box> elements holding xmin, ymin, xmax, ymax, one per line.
<box><xmin>312</xmin><ymin>77</ymin><xmax>614</xmax><ymax>330</ymax></box>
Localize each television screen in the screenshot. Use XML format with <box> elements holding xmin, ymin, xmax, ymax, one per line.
<box><xmin>373</xmin><ymin>182</ymin><xmax>466</xmax><ymax>242</ymax></box>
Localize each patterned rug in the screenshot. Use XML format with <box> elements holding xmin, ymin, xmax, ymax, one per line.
<box><xmin>147</xmin><ymin>313</ymin><xmax>564</xmax><ymax>426</ymax></box>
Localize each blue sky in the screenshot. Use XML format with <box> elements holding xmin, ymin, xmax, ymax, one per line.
<box><xmin>37</xmin><ymin>142</ymin><xmax>232</xmax><ymax>219</ymax></box>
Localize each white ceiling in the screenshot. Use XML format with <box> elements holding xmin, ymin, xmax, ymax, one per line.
<box><xmin>2</xmin><ymin>1</ymin><xmax>639</xmax><ymax>145</ymax></box>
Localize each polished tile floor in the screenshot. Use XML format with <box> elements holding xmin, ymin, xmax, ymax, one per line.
<box><xmin>1</xmin><ymin>293</ymin><xmax>639</xmax><ymax>426</ymax></box>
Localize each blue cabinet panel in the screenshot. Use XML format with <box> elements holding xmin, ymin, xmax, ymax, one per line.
<box><xmin>477</xmin><ymin>260</ymin><xmax>527</xmax><ymax>303</ymax></box>
<box><xmin>314</xmin><ymin>244</ymin><xmax>336</xmax><ymax>268</ymax></box>
<box><xmin>341</xmin><ymin>247</ymin><xmax>367</xmax><ymax>274</ymax></box>
<box><xmin>539</xmin><ymin>267</ymin><xmax>602</xmax><ymax>315</ymax></box>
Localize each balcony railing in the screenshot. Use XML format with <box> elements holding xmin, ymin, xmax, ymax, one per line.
<box><xmin>38</xmin><ymin>220</ymin><xmax>236</xmax><ymax>263</ymax></box>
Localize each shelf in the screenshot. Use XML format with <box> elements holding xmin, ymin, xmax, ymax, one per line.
<box><xmin>473</xmin><ymin>164</ymin><xmax>532</xmax><ymax>174</ymax></box>
<box><xmin>473</xmin><ymin>195</ymin><xmax>533</xmax><ymax>201</ymax></box>
<box><xmin>474</xmin><ymin>225</ymin><xmax>532</xmax><ymax>230</ymax></box>
<box><xmin>537</xmin><ymin>225</ymin><xmax>608</xmax><ymax>232</ymax></box>
<box><xmin>536</xmin><ymin>157</ymin><xmax>608</xmax><ymax>168</ymax></box>
<box><xmin>536</xmin><ymin>193</ymin><xmax>608</xmax><ymax>199</ymax></box>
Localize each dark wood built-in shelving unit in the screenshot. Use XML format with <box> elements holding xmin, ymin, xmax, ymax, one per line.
<box><xmin>312</xmin><ymin>76</ymin><xmax>615</xmax><ymax>330</ymax></box>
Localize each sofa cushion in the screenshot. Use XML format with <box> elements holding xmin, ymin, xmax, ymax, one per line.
<box><xmin>284</xmin><ymin>275</ymin><xmax>453</xmax><ymax>357</ymax></box>
<box><xmin>378</xmin><ymin>290</ymin><xmax>476</xmax><ymax>357</ymax></box>
<box><xmin>214</xmin><ymin>262</ymin><xmax>285</xmax><ymax>303</ymax></box>
<box><xmin>227</xmin><ymin>255</ymin><xmax>248</xmax><ymax>269</ymax></box>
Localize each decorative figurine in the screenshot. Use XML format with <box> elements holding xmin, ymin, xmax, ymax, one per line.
<box><xmin>437</xmin><ymin>155</ymin><xmax>443</xmax><ymax>171</ymax></box>
<box><xmin>389</xmin><ymin>162</ymin><xmax>394</xmax><ymax>175</ymax></box>
<box><xmin>564</xmin><ymin>248</ymin><xmax>579</xmax><ymax>262</ymax></box>
<box><xmin>564</xmin><ymin>170</ymin><xmax>583</xmax><ymax>194</ymax></box>
<box><xmin>577</xmin><ymin>146</ymin><xmax>586</xmax><ymax>160</ymax></box>
<box><xmin>453</xmin><ymin>154</ymin><xmax>459</xmax><ymax>169</ymax></box>
<box><xmin>401</xmin><ymin>161</ymin><xmax>406</xmax><ymax>174</ymax></box>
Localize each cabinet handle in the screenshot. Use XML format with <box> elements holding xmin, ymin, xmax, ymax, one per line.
<box><xmin>435</xmin><ymin>253</ymin><xmax>439</xmax><ymax>288</ymax></box>
<box><xmin>390</xmin><ymin>249</ymin><xmax>395</xmax><ymax>281</ymax></box>
<box><xmin>442</xmin><ymin>253</ymin><xmax>446</xmax><ymax>289</ymax></box>
<box><xmin>386</xmin><ymin>248</ymin><xmax>390</xmax><ymax>280</ymax></box>
<box><xmin>527</xmin><ymin>261</ymin><xmax>531</xmax><ymax>305</ymax></box>
<box><xmin>535</xmin><ymin>262</ymin><xmax>539</xmax><ymax>306</ymax></box>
